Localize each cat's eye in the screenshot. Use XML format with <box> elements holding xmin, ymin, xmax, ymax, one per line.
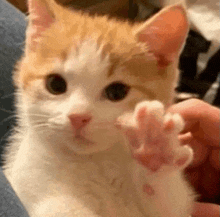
<box><xmin>45</xmin><ymin>74</ymin><xmax>67</xmax><ymax>95</ymax></box>
<box><xmin>104</xmin><ymin>82</ymin><xmax>130</xmax><ymax>102</ymax></box>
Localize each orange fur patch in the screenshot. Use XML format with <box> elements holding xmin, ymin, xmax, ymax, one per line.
<box><xmin>15</xmin><ymin>2</ymin><xmax>181</xmax><ymax>106</ymax></box>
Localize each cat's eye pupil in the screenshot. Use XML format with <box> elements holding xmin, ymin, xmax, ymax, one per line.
<box><xmin>104</xmin><ymin>82</ymin><xmax>130</xmax><ymax>101</ymax></box>
<box><xmin>46</xmin><ymin>74</ymin><xmax>67</xmax><ymax>95</ymax></box>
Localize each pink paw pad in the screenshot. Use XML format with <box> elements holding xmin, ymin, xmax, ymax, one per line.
<box><xmin>143</xmin><ymin>184</ymin><xmax>155</xmax><ymax>196</ymax></box>
<box><xmin>118</xmin><ymin>100</ymin><xmax>193</xmax><ymax>172</ymax></box>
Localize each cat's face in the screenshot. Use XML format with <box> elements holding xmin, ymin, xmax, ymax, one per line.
<box><xmin>15</xmin><ymin>0</ymin><xmax>189</xmax><ymax>155</ymax></box>
<box><xmin>19</xmin><ymin>39</ymin><xmax>159</xmax><ymax>154</ymax></box>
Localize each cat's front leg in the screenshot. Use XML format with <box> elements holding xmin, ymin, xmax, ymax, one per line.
<box><xmin>29</xmin><ymin>195</ymin><xmax>101</xmax><ymax>217</ymax></box>
<box><xmin>117</xmin><ymin>101</ymin><xmax>195</xmax><ymax>217</ymax></box>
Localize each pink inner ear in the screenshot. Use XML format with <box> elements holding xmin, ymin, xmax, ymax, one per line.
<box><xmin>138</xmin><ymin>5</ymin><xmax>189</xmax><ymax>68</ymax></box>
<box><xmin>27</xmin><ymin>0</ymin><xmax>55</xmax><ymax>51</ymax></box>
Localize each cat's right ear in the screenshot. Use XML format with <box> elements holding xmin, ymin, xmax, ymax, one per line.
<box><xmin>26</xmin><ymin>0</ymin><xmax>56</xmax><ymax>53</ymax></box>
<box><xmin>134</xmin><ymin>3</ymin><xmax>189</xmax><ymax>69</ymax></box>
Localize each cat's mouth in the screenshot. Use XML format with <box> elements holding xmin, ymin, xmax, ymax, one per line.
<box><xmin>74</xmin><ymin>135</ymin><xmax>94</xmax><ymax>145</ymax></box>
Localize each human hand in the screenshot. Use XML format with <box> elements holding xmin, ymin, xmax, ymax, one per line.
<box><xmin>168</xmin><ymin>99</ymin><xmax>220</xmax><ymax>217</ymax></box>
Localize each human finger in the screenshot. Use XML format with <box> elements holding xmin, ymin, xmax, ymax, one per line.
<box><xmin>209</xmin><ymin>149</ymin><xmax>220</xmax><ymax>170</ymax></box>
<box><xmin>200</xmin><ymin>162</ymin><xmax>220</xmax><ymax>199</ymax></box>
<box><xmin>179</xmin><ymin>132</ymin><xmax>209</xmax><ymax>167</ymax></box>
<box><xmin>178</xmin><ymin>132</ymin><xmax>193</xmax><ymax>144</ymax></box>
<box><xmin>168</xmin><ymin>99</ymin><xmax>220</xmax><ymax>148</ymax></box>
<box><xmin>188</xmin><ymin>139</ymin><xmax>209</xmax><ymax>167</ymax></box>
<box><xmin>192</xmin><ymin>202</ymin><xmax>220</xmax><ymax>217</ymax></box>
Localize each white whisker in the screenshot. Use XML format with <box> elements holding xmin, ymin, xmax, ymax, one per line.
<box><xmin>49</xmin><ymin>126</ymin><xmax>71</xmax><ymax>133</ymax></box>
<box><xmin>1</xmin><ymin>93</ymin><xmax>14</xmax><ymax>99</ymax></box>
<box><xmin>29</xmin><ymin>113</ymin><xmax>50</xmax><ymax>118</ymax></box>
<box><xmin>0</xmin><ymin>115</ymin><xmax>17</xmax><ymax>124</ymax></box>
<box><xmin>30</xmin><ymin>120</ymin><xmax>46</xmax><ymax>124</ymax></box>
<box><xmin>32</xmin><ymin>123</ymin><xmax>50</xmax><ymax>130</ymax></box>
<box><xmin>0</xmin><ymin>130</ymin><xmax>12</xmax><ymax>143</ymax></box>
<box><xmin>0</xmin><ymin>108</ymin><xmax>15</xmax><ymax>114</ymax></box>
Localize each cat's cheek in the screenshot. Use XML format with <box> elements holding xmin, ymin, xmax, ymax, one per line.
<box><xmin>89</xmin><ymin>129</ymin><xmax>119</xmax><ymax>143</ymax></box>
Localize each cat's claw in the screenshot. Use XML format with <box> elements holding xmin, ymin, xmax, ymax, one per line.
<box><xmin>118</xmin><ymin>101</ymin><xmax>193</xmax><ymax>172</ymax></box>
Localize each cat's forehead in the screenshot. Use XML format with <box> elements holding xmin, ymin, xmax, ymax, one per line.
<box><xmin>19</xmin><ymin>15</ymin><xmax>157</xmax><ymax>88</ymax></box>
<box><xmin>63</xmin><ymin>39</ymin><xmax>111</xmax><ymax>78</ymax></box>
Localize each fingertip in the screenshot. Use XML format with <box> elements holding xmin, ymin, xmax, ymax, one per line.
<box><xmin>209</xmin><ymin>149</ymin><xmax>220</xmax><ymax>170</ymax></box>
<box><xmin>189</xmin><ymin>141</ymin><xmax>209</xmax><ymax>167</ymax></box>
<box><xmin>178</xmin><ymin>132</ymin><xmax>193</xmax><ymax>145</ymax></box>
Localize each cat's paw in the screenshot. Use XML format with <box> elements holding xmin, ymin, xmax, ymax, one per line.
<box><xmin>117</xmin><ymin>101</ymin><xmax>193</xmax><ymax>172</ymax></box>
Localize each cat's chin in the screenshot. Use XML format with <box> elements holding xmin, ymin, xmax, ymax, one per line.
<box><xmin>71</xmin><ymin>137</ymin><xmax>114</xmax><ymax>155</ymax></box>
<box><xmin>72</xmin><ymin>145</ymin><xmax>112</xmax><ymax>155</ymax></box>
<box><xmin>68</xmin><ymin>129</ymin><xmax>121</xmax><ymax>155</ymax></box>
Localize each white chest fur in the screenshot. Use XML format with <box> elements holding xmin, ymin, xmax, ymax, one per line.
<box><xmin>67</xmin><ymin>159</ymin><xmax>145</xmax><ymax>217</ymax></box>
<box><xmin>7</xmin><ymin>137</ymin><xmax>146</xmax><ymax>216</ymax></box>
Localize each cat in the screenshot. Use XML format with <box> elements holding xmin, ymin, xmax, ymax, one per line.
<box><xmin>3</xmin><ymin>0</ymin><xmax>195</xmax><ymax>216</ymax></box>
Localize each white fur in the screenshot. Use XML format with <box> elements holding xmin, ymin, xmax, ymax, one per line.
<box><xmin>4</xmin><ymin>41</ymin><xmax>195</xmax><ymax>217</ymax></box>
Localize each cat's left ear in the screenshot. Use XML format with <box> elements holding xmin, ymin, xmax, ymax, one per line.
<box><xmin>134</xmin><ymin>4</ymin><xmax>189</xmax><ymax>68</ymax></box>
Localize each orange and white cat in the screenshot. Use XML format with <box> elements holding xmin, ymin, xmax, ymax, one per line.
<box><xmin>3</xmin><ymin>0</ymin><xmax>195</xmax><ymax>216</ymax></box>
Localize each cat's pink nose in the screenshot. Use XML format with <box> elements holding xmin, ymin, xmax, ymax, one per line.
<box><xmin>68</xmin><ymin>114</ymin><xmax>92</xmax><ymax>130</ymax></box>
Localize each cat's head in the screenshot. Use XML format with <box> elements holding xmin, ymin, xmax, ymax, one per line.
<box><xmin>15</xmin><ymin>0</ymin><xmax>189</xmax><ymax>155</ymax></box>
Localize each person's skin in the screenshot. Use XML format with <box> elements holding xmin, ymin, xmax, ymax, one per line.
<box><xmin>168</xmin><ymin>99</ymin><xmax>220</xmax><ymax>217</ymax></box>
